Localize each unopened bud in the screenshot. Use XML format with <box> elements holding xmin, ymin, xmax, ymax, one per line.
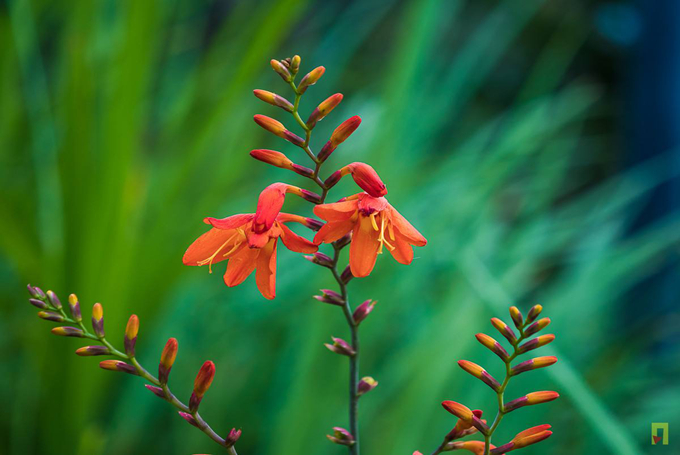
<box><xmin>442</xmin><ymin>401</ymin><xmax>489</xmax><ymax>434</ymax></box>
<box><xmin>190</xmin><ymin>360</ymin><xmax>216</xmax><ymax>411</ymax></box>
<box><xmin>29</xmin><ymin>298</ymin><xmax>49</xmax><ymax>310</ymax></box>
<box><xmin>125</xmin><ymin>315</ymin><xmax>139</xmax><ymax>357</ymax></box>
<box><xmin>509</xmin><ymin>424</ymin><xmax>553</xmax><ymax>449</ymax></box>
<box><xmin>145</xmin><ymin>384</ymin><xmax>166</xmax><ymax>399</ymax></box>
<box><xmin>357</xmin><ymin>377</ymin><xmax>378</xmax><ymax>396</ymax></box>
<box><xmin>46</xmin><ymin>290</ymin><xmax>62</xmax><ymax>309</ymax></box>
<box><xmin>458</xmin><ymin>360</ymin><xmax>501</xmax><ymax>392</ymax></box>
<box><xmin>511</xmin><ymin>356</ymin><xmax>557</xmax><ymax>376</ymax></box>
<box><xmin>68</xmin><ymin>294</ymin><xmax>81</xmax><ymax>322</ymax></box>
<box><xmin>307</xmin><ymin>93</ymin><xmax>343</xmax><ymax>128</ymax></box>
<box><xmin>330</xmin><ymin>116</ymin><xmax>361</xmax><ymax>147</ymax></box>
<box><xmin>52</xmin><ymin>326</ymin><xmax>84</xmax><ymax>337</ymax></box>
<box><xmin>38</xmin><ymin>311</ymin><xmax>65</xmax><ymax>322</ymax></box>
<box><xmin>346</xmin><ymin>162</ymin><xmax>387</xmax><ymax>197</ymax></box>
<box><xmin>253</xmin><ymin>115</ymin><xmax>304</xmax><ymax>146</ymax></box>
<box><xmin>490</xmin><ymin>317</ymin><xmax>517</xmax><ymax>344</ymax></box>
<box><xmin>225</xmin><ymin>428</ymin><xmax>242</xmax><ymax>447</ymax></box>
<box><xmin>253</xmin><ymin>89</ymin><xmax>294</xmax><ymax>112</ymax></box>
<box><xmin>509</xmin><ymin>306</ymin><xmax>523</xmax><ymax>329</ymax></box>
<box><xmin>524</xmin><ymin>317</ymin><xmax>551</xmax><ymax>336</ymax></box>
<box><xmin>290</xmin><ymin>55</ymin><xmax>301</xmax><ymax>73</ymax></box>
<box><xmin>178</xmin><ymin>411</ymin><xmax>199</xmax><ymax>428</ymax></box>
<box><xmin>27</xmin><ymin>284</ymin><xmax>46</xmax><ymax>300</ymax></box>
<box><xmin>99</xmin><ymin>360</ymin><xmax>138</xmax><ymax>375</ymax></box>
<box><xmin>334</xmin><ymin>233</ymin><xmax>351</xmax><ymax>249</ymax></box>
<box><xmin>305</xmin><ymin>252</ymin><xmax>334</xmax><ymax>268</ymax></box>
<box><xmin>303</xmin><ymin>217</ymin><xmax>324</xmax><ymax>231</ymax></box>
<box><xmin>92</xmin><ymin>303</ymin><xmax>105</xmax><ymax>338</ymax></box>
<box><xmin>517</xmin><ymin>334</ymin><xmax>555</xmax><ymax>354</ymax></box>
<box><xmin>326</xmin><ymin>427</ymin><xmax>354</xmax><ymax>446</ymax></box>
<box><xmin>270</xmin><ymin>59</ymin><xmax>291</xmax><ymax>82</ymax></box>
<box><xmin>76</xmin><ymin>345</ymin><xmax>109</xmax><ymax>356</ymax></box>
<box><xmin>325</xmin><ymin>337</ymin><xmax>355</xmax><ymax>356</ymax></box>
<box><xmin>475</xmin><ymin>333</ymin><xmax>510</xmax><ymax>362</ymax></box>
<box><xmin>353</xmin><ymin>300</ymin><xmax>376</xmax><ymax>325</ymax></box>
<box><xmin>314</xmin><ymin>289</ymin><xmax>344</xmax><ymax>305</ymax></box>
<box><xmin>250</xmin><ymin>149</ymin><xmax>294</xmax><ymax>170</ymax></box>
<box><xmin>526</xmin><ymin>304</ymin><xmax>543</xmax><ymax>324</ymax></box>
<box><xmin>340</xmin><ymin>266</ymin><xmax>353</xmax><ymax>284</ymax></box>
<box><xmin>159</xmin><ymin>338</ymin><xmax>178</xmax><ymax>384</ymax></box>
<box><xmin>298</xmin><ymin>66</ymin><xmax>325</xmax><ymax>94</ymax></box>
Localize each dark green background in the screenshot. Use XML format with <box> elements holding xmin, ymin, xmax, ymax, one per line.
<box><xmin>1</xmin><ymin>0</ymin><xmax>677</xmax><ymax>454</ymax></box>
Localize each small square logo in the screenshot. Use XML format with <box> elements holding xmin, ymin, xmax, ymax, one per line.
<box><xmin>652</xmin><ymin>422</ymin><xmax>669</xmax><ymax>445</ymax></box>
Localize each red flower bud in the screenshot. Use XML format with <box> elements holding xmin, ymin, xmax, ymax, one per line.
<box><xmin>298</xmin><ymin>66</ymin><xmax>325</xmax><ymax>93</ymax></box>
<box><xmin>307</xmin><ymin>93</ymin><xmax>343</xmax><ymax>128</ymax></box>
<box><xmin>346</xmin><ymin>162</ymin><xmax>387</xmax><ymax>197</ymax></box>
<box><xmin>190</xmin><ymin>361</ymin><xmax>216</xmax><ymax>411</ymax></box>
<box><xmin>330</xmin><ymin>116</ymin><xmax>361</xmax><ymax>147</ymax></box>
<box><xmin>253</xmin><ymin>89</ymin><xmax>293</xmax><ymax>112</ymax></box>
<box><xmin>270</xmin><ymin>59</ymin><xmax>291</xmax><ymax>82</ymax></box>
<box><xmin>159</xmin><ymin>338</ymin><xmax>178</xmax><ymax>384</ymax></box>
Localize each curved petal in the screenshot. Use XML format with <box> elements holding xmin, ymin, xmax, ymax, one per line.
<box><xmin>314</xmin><ymin>200</ymin><xmax>359</xmax><ymax>222</ymax></box>
<box><xmin>204</xmin><ymin>214</ymin><xmax>253</xmax><ymax>230</ymax></box>
<box><xmin>388</xmin><ymin>235</ymin><xmax>415</xmax><ymax>265</ymax></box>
<box><xmin>247</xmin><ymin>230</ymin><xmax>270</xmax><ymax>249</ymax></box>
<box><xmin>255</xmin><ymin>239</ymin><xmax>277</xmax><ymax>300</ymax></box>
<box><xmin>279</xmin><ymin>224</ymin><xmax>318</xmax><ymax>253</ymax></box>
<box><xmin>183</xmin><ymin>228</ymin><xmax>237</xmax><ymax>266</ymax></box>
<box><xmin>388</xmin><ymin>206</ymin><xmax>427</xmax><ymax>246</ymax></box>
<box><xmin>313</xmin><ymin>219</ymin><xmax>355</xmax><ymax>244</ymax></box>
<box><xmin>253</xmin><ymin>183</ymin><xmax>288</xmax><ymax>233</ymax></box>
<box><xmin>349</xmin><ymin>215</ymin><xmax>381</xmax><ymax>277</ymax></box>
<box><xmin>224</xmin><ymin>246</ymin><xmax>259</xmax><ymax>287</ymax></box>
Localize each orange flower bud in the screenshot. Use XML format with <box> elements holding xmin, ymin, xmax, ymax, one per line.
<box><xmin>51</xmin><ymin>326</ymin><xmax>84</xmax><ymax>337</ymax></box>
<box><xmin>290</xmin><ymin>55</ymin><xmax>301</xmax><ymax>73</ymax></box>
<box><xmin>441</xmin><ymin>401</ymin><xmax>474</xmax><ymax>422</ymax></box>
<box><xmin>253</xmin><ymin>89</ymin><xmax>294</xmax><ymax>112</ymax></box>
<box><xmin>458</xmin><ymin>360</ymin><xmax>501</xmax><ymax>392</ymax></box>
<box><xmin>511</xmin><ymin>356</ymin><xmax>557</xmax><ymax>376</ymax></box>
<box><xmin>99</xmin><ymin>359</ymin><xmax>138</xmax><ymax>375</ymax></box>
<box><xmin>330</xmin><ymin>116</ymin><xmax>361</xmax><ymax>147</ymax></box>
<box><xmin>346</xmin><ymin>162</ymin><xmax>387</xmax><ymax>197</ymax></box>
<box><xmin>250</xmin><ymin>149</ymin><xmax>294</xmax><ymax>170</ymax></box>
<box><xmin>124</xmin><ymin>314</ymin><xmax>139</xmax><ymax>356</ymax></box>
<box><xmin>270</xmin><ymin>59</ymin><xmax>291</xmax><ymax>82</ymax></box>
<box><xmin>190</xmin><ymin>360</ymin><xmax>215</xmax><ymax>411</ymax></box>
<box><xmin>307</xmin><ymin>93</ymin><xmax>343</xmax><ymax>128</ymax></box>
<box><xmin>475</xmin><ymin>333</ymin><xmax>509</xmax><ymax>361</ymax></box>
<box><xmin>509</xmin><ymin>306</ymin><xmax>523</xmax><ymax>329</ymax></box>
<box><xmin>298</xmin><ymin>66</ymin><xmax>325</xmax><ymax>93</ymax></box>
<box><xmin>526</xmin><ymin>391</ymin><xmax>560</xmax><ymax>405</ymax></box>
<box><xmin>159</xmin><ymin>337</ymin><xmax>178</xmax><ymax>384</ymax></box>
<box><xmin>517</xmin><ymin>334</ymin><xmax>555</xmax><ymax>354</ymax></box>
<box><xmin>524</xmin><ymin>317</ymin><xmax>551</xmax><ymax>336</ymax></box>
<box><xmin>92</xmin><ymin>303</ymin><xmax>105</xmax><ymax>338</ymax></box>
<box><xmin>510</xmin><ymin>424</ymin><xmax>553</xmax><ymax>449</ymax></box>
<box><xmin>490</xmin><ymin>317</ymin><xmax>516</xmax><ymax>344</ymax></box>
<box><xmin>253</xmin><ymin>115</ymin><xmax>304</xmax><ymax>146</ymax></box>
<box><xmin>526</xmin><ymin>304</ymin><xmax>543</xmax><ymax>323</ymax></box>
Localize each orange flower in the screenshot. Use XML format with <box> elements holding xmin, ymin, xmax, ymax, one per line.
<box><xmin>183</xmin><ymin>183</ymin><xmax>318</xmax><ymax>299</ymax></box>
<box><xmin>313</xmin><ymin>193</ymin><xmax>426</xmax><ymax>277</ymax></box>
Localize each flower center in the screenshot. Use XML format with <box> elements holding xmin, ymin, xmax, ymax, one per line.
<box><xmin>369</xmin><ymin>212</ymin><xmax>395</xmax><ymax>254</ymax></box>
<box><xmin>197</xmin><ymin>229</ymin><xmax>245</xmax><ymax>273</ymax></box>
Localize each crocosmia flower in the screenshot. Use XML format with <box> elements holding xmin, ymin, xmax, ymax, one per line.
<box><xmin>313</xmin><ymin>193</ymin><xmax>426</xmax><ymax>277</ymax></box>
<box><xmin>183</xmin><ymin>183</ymin><xmax>318</xmax><ymax>299</ymax></box>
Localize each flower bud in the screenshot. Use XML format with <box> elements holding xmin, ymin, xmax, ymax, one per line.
<box><xmin>178</xmin><ymin>411</ymin><xmax>199</xmax><ymax>428</ymax></box>
<box><xmin>334</xmin><ymin>233</ymin><xmax>351</xmax><ymax>249</ymax></box>
<box><xmin>29</xmin><ymin>298</ymin><xmax>48</xmax><ymax>310</ymax></box>
<box><xmin>458</xmin><ymin>360</ymin><xmax>501</xmax><ymax>392</ymax></box>
<box><xmin>517</xmin><ymin>334</ymin><xmax>555</xmax><ymax>354</ymax></box>
<box><xmin>68</xmin><ymin>294</ymin><xmax>82</xmax><ymax>321</ymax></box>
<box><xmin>253</xmin><ymin>89</ymin><xmax>294</xmax><ymax>112</ymax></box>
<box><xmin>52</xmin><ymin>326</ymin><xmax>84</xmax><ymax>337</ymax></box>
<box><xmin>99</xmin><ymin>360</ymin><xmax>138</xmax><ymax>375</ymax></box>
<box><xmin>524</xmin><ymin>317</ymin><xmax>551</xmax><ymax>336</ymax></box>
<box><xmin>159</xmin><ymin>338</ymin><xmax>178</xmax><ymax>384</ymax></box>
<box><xmin>447</xmin><ymin>441</ymin><xmax>488</xmax><ymax>453</ymax></box>
<box><xmin>145</xmin><ymin>384</ymin><xmax>166</xmax><ymax>399</ymax></box>
<box><xmin>509</xmin><ymin>306</ymin><xmax>523</xmax><ymax>329</ymax></box>
<box><xmin>357</xmin><ymin>377</ymin><xmax>378</xmax><ymax>396</ymax></box>
<box><xmin>490</xmin><ymin>317</ymin><xmax>517</xmax><ymax>344</ymax></box>
<box><xmin>76</xmin><ymin>345</ymin><xmax>109</xmax><ymax>356</ymax></box>
<box><xmin>326</xmin><ymin>427</ymin><xmax>354</xmax><ymax>446</ymax></box>
<box><xmin>290</xmin><ymin>55</ymin><xmax>301</xmax><ymax>73</ymax></box>
<box><xmin>346</xmin><ymin>162</ymin><xmax>387</xmax><ymax>197</ymax></box>
<box><xmin>314</xmin><ymin>289</ymin><xmax>344</xmax><ymax>306</ymax></box>
<box><xmin>510</xmin><ymin>424</ymin><xmax>553</xmax><ymax>449</ymax></box>
<box><xmin>125</xmin><ymin>315</ymin><xmax>139</xmax><ymax>357</ymax></box>
<box><xmin>475</xmin><ymin>333</ymin><xmax>510</xmax><ymax>362</ymax></box>
<box><xmin>292</xmin><ymin>164</ymin><xmax>315</xmax><ymax>178</ymax></box>
<box><xmin>324</xmin><ymin>170</ymin><xmax>343</xmax><ymax>189</ymax></box>
<box><xmin>190</xmin><ymin>361</ymin><xmax>216</xmax><ymax>412</ymax></box>
<box><xmin>511</xmin><ymin>356</ymin><xmax>557</xmax><ymax>376</ymax></box>
<box><xmin>46</xmin><ymin>290</ymin><xmax>62</xmax><ymax>309</ymax></box>
<box><xmin>27</xmin><ymin>284</ymin><xmax>46</xmax><ymax>300</ymax></box>
<box><xmin>253</xmin><ymin>115</ymin><xmax>304</xmax><ymax>146</ymax></box>
<box><xmin>353</xmin><ymin>300</ymin><xmax>376</xmax><ymax>325</ymax></box>
<box><xmin>325</xmin><ymin>337</ymin><xmax>355</xmax><ymax>356</ymax></box>
<box><xmin>446</xmin><ymin>409</ymin><xmax>484</xmax><ymax>441</ymax></box>
<box><xmin>340</xmin><ymin>265</ymin><xmax>353</xmax><ymax>284</ymax></box>
<box><xmin>330</xmin><ymin>116</ymin><xmax>361</xmax><ymax>147</ymax></box>
<box><xmin>305</xmin><ymin>252</ymin><xmax>335</xmax><ymax>268</ymax></box>
<box><xmin>250</xmin><ymin>149</ymin><xmax>294</xmax><ymax>170</ymax></box>
<box><xmin>270</xmin><ymin>59</ymin><xmax>291</xmax><ymax>82</ymax></box>
<box><xmin>307</xmin><ymin>93</ymin><xmax>343</xmax><ymax>128</ymax></box>
<box><xmin>441</xmin><ymin>401</ymin><xmax>489</xmax><ymax>434</ymax></box>
<box><xmin>92</xmin><ymin>303</ymin><xmax>105</xmax><ymax>338</ymax></box>
<box><xmin>38</xmin><ymin>311</ymin><xmax>64</xmax><ymax>322</ymax></box>
<box><xmin>526</xmin><ymin>304</ymin><xmax>543</xmax><ymax>324</ymax></box>
<box><xmin>303</xmin><ymin>217</ymin><xmax>324</xmax><ymax>231</ymax></box>
<box><xmin>225</xmin><ymin>428</ymin><xmax>242</xmax><ymax>447</ymax></box>
<box><xmin>298</xmin><ymin>66</ymin><xmax>325</xmax><ymax>93</ymax></box>
<box><xmin>318</xmin><ymin>141</ymin><xmax>336</xmax><ymax>162</ymax></box>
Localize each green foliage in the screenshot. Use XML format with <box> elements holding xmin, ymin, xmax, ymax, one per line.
<box><xmin>1</xmin><ymin>1</ymin><xmax>675</xmax><ymax>454</ymax></box>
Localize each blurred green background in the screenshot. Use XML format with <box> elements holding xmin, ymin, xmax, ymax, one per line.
<box><xmin>1</xmin><ymin>0</ymin><xmax>679</xmax><ymax>454</ymax></box>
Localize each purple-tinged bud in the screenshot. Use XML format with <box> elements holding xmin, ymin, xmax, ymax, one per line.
<box><xmin>314</xmin><ymin>289</ymin><xmax>344</xmax><ymax>305</ymax></box>
<box><xmin>340</xmin><ymin>266</ymin><xmax>353</xmax><ymax>285</ymax></box>
<box><xmin>505</xmin><ymin>391</ymin><xmax>559</xmax><ymax>413</ymax></box>
<box><xmin>253</xmin><ymin>115</ymin><xmax>305</xmax><ymax>146</ymax></box>
<box><xmin>334</xmin><ymin>233</ymin><xmax>351</xmax><ymax>249</ymax></box>
<box><xmin>505</xmin><ymin>424</ymin><xmax>553</xmax><ymax>450</ymax></box>
<box><xmin>490</xmin><ymin>317</ymin><xmax>517</xmax><ymax>344</ymax></box>
<box><xmin>298</xmin><ymin>189</ymin><xmax>322</xmax><ymax>204</ymax></box>
<box><xmin>159</xmin><ymin>338</ymin><xmax>178</xmax><ymax>385</ymax></box>
<box><xmin>145</xmin><ymin>384</ymin><xmax>166</xmax><ymax>399</ymax></box>
<box><xmin>324</xmin><ymin>170</ymin><xmax>343</xmax><ymax>189</ymax></box>
<box><xmin>509</xmin><ymin>306</ymin><xmax>523</xmax><ymax>329</ymax></box>
<box><xmin>253</xmin><ymin>89</ymin><xmax>294</xmax><ymax>113</ymax></box>
<box><xmin>357</xmin><ymin>377</ymin><xmax>378</xmax><ymax>396</ymax></box>
<box><xmin>526</xmin><ymin>304</ymin><xmax>543</xmax><ymax>324</ymax></box>
<box><xmin>326</xmin><ymin>427</ymin><xmax>355</xmax><ymax>446</ymax></box>
<box><xmin>178</xmin><ymin>411</ymin><xmax>199</xmax><ymax>428</ymax></box>
<box><xmin>250</xmin><ymin>149</ymin><xmax>294</xmax><ymax>170</ymax></box>
<box><xmin>125</xmin><ymin>315</ymin><xmax>139</xmax><ymax>357</ymax></box>
<box><xmin>270</xmin><ymin>59</ymin><xmax>291</xmax><ymax>82</ymax></box>
<box><xmin>29</xmin><ymin>298</ymin><xmax>48</xmax><ymax>310</ymax></box>
<box><xmin>318</xmin><ymin>141</ymin><xmax>336</xmax><ymax>162</ymax></box>
<box><xmin>190</xmin><ymin>361</ymin><xmax>215</xmax><ymax>412</ymax></box>
<box><xmin>353</xmin><ymin>300</ymin><xmax>376</xmax><ymax>325</ymax></box>
<box><xmin>99</xmin><ymin>360</ymin><xmax>138</xmax><ymax>375</ymax></box>
<box><xmin>68</xmin><ymin>294</ymin><xmax>82</xmax><ymax>322</ymax></box>
<box><xmin>303</xmin><ymin>217</ymin><xmax>324</xmax><ymax>231</ymax></box>
<box><xmin>475</xmin><ymin>333</ymin><xmax>510</xmax><ymax>362</ymax></box>
<box><xmin>517</xmin><ymin>334</ymin><xmax>555</xmax><ymax>354</ymax></box>
<box><xmin>76</xmin><ymin>345</ymin><xmax>109</xmax><ymax>356</ymax></box>
<box><xmin>307</xmin><ymin>93</ymin><xmax>343</xmax><ymax>128</ymax></box>
<box><xmin>458</xmin><ymin>360</ymin><xmax>501</xmax><ymax>392</ymax></box>
<box><xmin>52</xmin><ymin>326</ymin><xmax>84</xmax><ymax>337</ymax></box>
<box><xmin>292</xmin><ymin>164</ymin><xmax>315</xmax><ymax>178</ymax></box>
<box><xmin>325</xmin><ymin>337</ymin><xmax>356</xmax><ymax>357</ymax></box>
<box><xmin>46</xmin><ymin>290</ymin><xmax>62</xmax><ymax>309</ymax></box>
<box><xmin>305</xmin><ymin>252</ymin><xmax>335</xmax><ymax>268</ymax></box>
<box><xmin>290</xmin><ymin>55</ymin><xmax>301</xmax><ymax>74</ymax></box>
<box><xmin>442</xmin><ymin>401</ymin><xmax>489</xmax><ymax>434</ymax></box>
<box><xmin>524</xmin><ymin>317</ymin><xmax>551</xmax><ymax>336</ymax></box>
<box><xmin>225</xmin><ymin>428</ymin><xmax>242</xmax><ymax>447</ymax></box>
<box><xmin>27</xmin><ymin>284</ymin><xmax>46</xmax><ymax>300</ymax></box>
<box><xmin>38</xmin><ymin>311</ymin><xmax>65</xmax><ymax>322</ymax></box>
<box><xmin>445</xmin><ymin>409</ymin><xmax>484</xmax><ymax>441</ymax></box>
<box><xmin>298</xmin><ymin>66</ymin><xmax>325</xmax><ymax>94</ymax></box>
<box><xmin>511</xmin><ymin>356</ymin><xmax>557</xmax><ymax>376</ymax></box>
<box><xmin>92</xmin><ymin>303</ymin><xmax>104</xmax><ymax>338</ymax></box>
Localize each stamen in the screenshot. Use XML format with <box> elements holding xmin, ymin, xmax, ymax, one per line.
<box><xmin>377</xmin><ymin>214</ymin><xmax>395</xmax><ymax>254</ymax></box>
<box><xmin>197</xmin><ymin>230</ymin><xmax>242</xmax><ymax>273</ymax></box>
<box><xmin>370</xmin><ymin>212</ymin><xmax>379</xmax><ymax>231</ymax></box>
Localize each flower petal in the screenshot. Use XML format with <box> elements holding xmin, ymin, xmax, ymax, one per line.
<box><xmin>314</xmin><ymin>200</ymin><xmax>358</xmax><ymax>222</ymax></box>
<box><xmin>253</xmin><ymin>183</ymin><xmax>288</xmax><ymax>233</ymax></box>
<box><xmin>388</xmin><ymin>206</ymin><xmax>427</xmax><ymax>246</ymax></box>
<box><xmin>255</xmin><ymin>239</ymin><xmax>277</xmax><ymax>300</ymax></box>
<box><xmin>224</xmin><ymin>246</ymin><xmax>259</xmax><ymax>287</ymax></box>
<box><xmin>279</xmin><ymin>224</ymin><xmax>318</xmax><ymax>253</ymax></box>
<box><xmin>313</xmin><ymin>218</ymin><xmax>355</xmax><ymax>244</ymax></box>
<box><xmin>204</xmin><ymin>214</ymin><xmax>252</xmax><ymax>229</ymax></box>
<box><xmin>388</xmin><ymin>234</ymin><xmax>414</xmax><ymax>264</ymax></box>
<box><xmin>183</xmin><ymin>228</ymin><xmax>237</xmax><ymax>266</ymax></box>
<box><xmin>349</xmin><ymin>215</ymin><xmax>381</xmax><ymax>277</ymax></box>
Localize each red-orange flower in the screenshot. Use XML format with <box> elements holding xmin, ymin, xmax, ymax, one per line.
<box><xmin>313</xmin><ymin>193</ymin><xmax>427</xmax><ymax>277</ymax></box>
<box><xmin>183</xmin><ymin>183</ymin><xmax>318</xmax><ymax>299</ymax></box>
